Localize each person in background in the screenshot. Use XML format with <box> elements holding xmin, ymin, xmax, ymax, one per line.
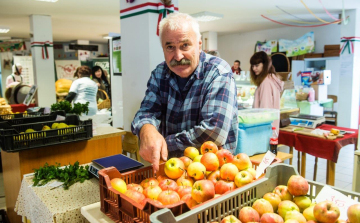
<box><xmin>6</xmin><ymin>63</ymin><xmax>23</xmax><ymax>88</ymax></box>
<box><xmin>65</xmin><ymin>66</ymin><xmax>98</xmax><ymax>116</ymax></box>
<box><xmin>231</xmin><ymin>60</ymin><xmax>241</xmax><ymax>75</ymax></box>
<box><xmin>207</xmin><ymin>50</ymin><xmax>221</xmax><ymax>57</ymax></box>
<box><xmin>73</xmin><ymin>67</ymin><xmax>81</xmax><ymax>79</ymax></box>
<box><xmin>250</xmin><ymin>51</ymin><xmax>284</xmax><ymax>131</ymax></box>
<box><xmin>91</xmin><ymin>66</ymin><xmax>111</xmax><ymax>99</ymax></box>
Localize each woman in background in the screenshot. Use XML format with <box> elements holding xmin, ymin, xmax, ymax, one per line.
<box><xmin>91</xmin><ymin>66</ymin><xmax>111</xmax><ymax>99</ymax></box>
<box><xmin>250</xmin><ymin>51</ymin><xmax>283</xmax><ymax>131</ymax></box>
<box><xmin>6</xmin><ymin>63</ymin><xmax>23</xmax><ymax>88</ymax></box>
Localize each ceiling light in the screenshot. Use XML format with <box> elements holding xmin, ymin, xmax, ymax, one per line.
<box><xmin>103</xmin><ymin>35</ymin><xmax>112</xmax><ymax>39</ymax></box>
<box><xmin>103</xmin><ymin>33</ymin><xmax>120</xmax><ymax>39</ymax></box>
<box><xmin>35</xmin><ymin>0</ymin><xmax>58</xmax><ymax>2</ymax></box>
<box><xmin>0</xmin><ymin>26</ymin><xmax>10</xmax><ymax>33</ymax></box>
<box><xmin>191</xmin><ymin>11</ymin><xmax>224</xmax><ymax>22</ymax></box>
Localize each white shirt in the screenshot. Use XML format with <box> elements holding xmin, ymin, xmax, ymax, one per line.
<box><xmin>6</xmin><ymin>74</ymin><xmax>22</xmax><ymax>88</ymax></box>
<box><xmin>69</xmin><ymin>77</ymin><xmax>98</xmax><ymax>116</ymax></box>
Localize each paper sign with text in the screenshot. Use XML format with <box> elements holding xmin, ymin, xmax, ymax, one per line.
<box><xmin>315</xmin><ymin>185</ymin><xmax>359</xmax><ymax>221</ymax></box>
<box><xmin>255</xmin><ymin>151</ymin><xmax>276</xmax><ymax>179</ymax></box>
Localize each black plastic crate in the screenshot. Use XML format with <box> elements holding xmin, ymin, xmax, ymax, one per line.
<box><xmin>0</xmin><ymin>110</ymin><xmax>66</xmax><ymax>125</ymax></box>
<box><xmin>0</xmin><ymin>210</ymin><xmax>10</xmax><ymax>223</ymax></box>
<box><xmin>0</xmin><ymin>115</ymin><xmax>92</xmax><ymax>152</ymax></box>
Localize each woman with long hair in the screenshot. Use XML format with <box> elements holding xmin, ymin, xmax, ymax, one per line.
<box><xmin>91</xmin><ymin>66</ymin><xmax>111</xmax><ymax>99</ymax></box>
<box><xmin>250</xmin><ymin>51</ymin><xmax>284</xmax><ymax>130</ymax></box>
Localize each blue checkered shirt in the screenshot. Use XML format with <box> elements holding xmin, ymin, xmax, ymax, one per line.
<box><xmin>131</xmin><ymin>51</ymin><xmax>238</xmax><ymax>155</ymax></box>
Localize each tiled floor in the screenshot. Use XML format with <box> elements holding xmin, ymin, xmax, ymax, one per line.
<box><xmin>0</xmin><ymin>146</ymin><xmax>357</xmax><ymax>211</ymax></box>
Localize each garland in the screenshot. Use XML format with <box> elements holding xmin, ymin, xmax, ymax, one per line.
<box><xmin>120</xmin><ymin>2</ymin><xmax>178</xmax><ymax>36</ymax></box>
<box><xmin>340</xmin><ymin>37</ymin><xmax>360</xmax><ymax>54</ymax></box>
<box><xmin>31</xmin><ymin>41</ymin><xmax>53</xmax><ymax>59</ymax></box>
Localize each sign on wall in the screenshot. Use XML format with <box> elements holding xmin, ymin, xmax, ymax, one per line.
<box><xmin>279</xmin><ymin>32</ymin><xmax>315</xmax><ymax>57</ymax></box>
<box><xmin>13</xmin><ymin>56</ymin><xmax>34</xmax><ymax>85</ymax></box>
<box><xmin>112</xmin><ymin>37</ymin><xmax>122</xmax><ymax>76</ymax></box>
<box><xmin>255</xmin><ymin>40</ymin><xmax>277</xmax><ymax>55</ymax></box>
<box><xmin>55</xmin><ymin>60</ymin><xmax>81</xmax><ymax>80</ymax></box>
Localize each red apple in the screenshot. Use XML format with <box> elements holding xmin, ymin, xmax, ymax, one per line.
<box><xmin>143</xmin><ymin>185</ymin><xmax>162</xmax><ymax>200</ymax></box>
<box><xmin>192</xmin><ymin>180</ymin><xmax>215</xmax><ymax>203</ymax></box>
<box><xmin>293</xmin><ymin>196</ymin><xmax>312</xmax><ymax>212</ymax></box>
<box><xmin>220</xmin><ymin>163</ymin><xmax>239</xmax><ymax>181</ymax></box>
<box><xmin>260</xmin><ymin>213</ymin><xmax>284</xmax><ymax>223</ymax></box>
<box><xmin>278</xmin><ymin>201</ymin><xmax>300</xmax><ymax>219</ymax></box>
<box><xmin>303</xmin><ymin>204</ymin><xmax>317</xmax><ymax>221</ymax></box>
<box><xmin>156</xmin><ymin>175</ymin><xmax>169</xmax><ymax>182</ymax></box>
<box><xmin>232</xmin><ymin>153</ymin><xmax>252</xmax><ymax>171</ymax></box>
<box><xmin>285</xmin><ymin>210</ymin><xmax>306</xmax><ymax>223</ymax></box>
<box><xmin>159</xmin><ymin>179</ymin><xmax>179</xmax><ymax>191</ymax></box>
<box><xmin>263</xmin><ymin>192</ymin><xmax>282</xmax><ymax>212</ymax></box>
<box><xmin>216</xmin><ymin>149</ymin><xmax>234</xmax><ymax>166</ymax></box>
<box><xmin>127</xmin><ymin>183</ymin><xmax>143</xmax><ymax>193</ymax></box>
<box><xmin>201</xmin><ymin>152</ymin><xmax>220</xmax><ymax>171</ymax></box>
<box><xmin>287</xmin><ymin>175</ymin><xmax>309</xmax><ymax>196</ymax></box>
<box><xmin>176</xmin><ymin>176</ymin><xmax>194</xmax><ymax>187</ymax></box>
<box><xmin>124</xmin><ymin>190</ymin><xmax>146</xmax><ymax>204</ymax></box>
<box><xmin>176</xmin><ymin>185</ymin><xmax>192</xmax><ymax>198</ymax></box>
<box><xmin>220</xmin><ymin>215</ymin><xmax>241</xmax><ymax>223</ymax></box>
<box><xmin>184</xmin><ymin>147</ymin><xmax>200</xmax><ymax>160</ymax></box>
<box><xmin>181</xmin><ymin>194</ymin><xmax>199</xmax><ymax>209</ymax></box>
<box><xmin>164</xmin><ymin>158</ymin><xmax>185</xmax><ymax>179</ymax></box>
<box><xmin>252</xmin><ymin>198</ymin><xmax>274</xmax><ymax>217</ymax></box>
<box><xmin>187</xmin><ymin>162</ymin><xmax>206</xmax><ymax>180</ymax></box>
<box><xmin>140</xmin><ymin>177</ymin><xmax>158</xmax><ymax>188</ymax></box>
<box><xmin>313</xmin><ymin>201</ymin><xmax>340</xmax><ymax>223</ymax></box>
<box><xmin>111</xmin><ymin>178</ymin><xmax>127</xmax><ymax>194</ymax></box>
<box><xmin>180</xmin><ymin>156</ymin><xmax>193</xmax><ymax>170</ymax></box>
<box><xmin>347</xmin><ymin>204</ymin><xmax>360</xmax><ymax>223</ymax></box>
<box><xmin>215</xmin><ymin>180</ymin><xmax>235</xmax><ymax>194</ymax></box>
<box><xmin>200</xmin><ymin>141</ymin><xmax>219</xmax><ymax>155</ymax></box>
<box><xmin>193</xmin><ymin>155</ymin><xmax>203</xmax><ymax>162</ymax></box>
<box><xmin>149</xmin><ymin>199</ymin><xmax>163</xmax><ymax>206</ymax></box>
<box><xmin>306</xmin><ymin>221</ymin><xmax>317</xmax><ymax>223</ymax></box>
<box><xmin>157</xmin><ymin>190</ymin><xmax>180</xmax><ymax>205</ymax></box>
<box><xmin>285</xmin><ymin>220</ymin><xmax>299</xmax><ymax>223</ymax></box>
<box><xmin>239</xmin><ymin>206</ymin><xmax>260</xmax><ymax>223</ymax></box>
<box><xmin>273</xmin><ymin>185</ymin><xmax>293</xmax><ymax>201</ymax></box>
<box><xmin>208</xmin><ymin>170</ymin><xmax>221</xmax><ymax>185</ymax></box>
<box><xmin>245</xmin><ymin>167</ymin><xmax>256</xmax><ymax>180</ymax></box>
<box><xmin>234</xmin><ymin>170</ymin><xmax>253</xmax><ymax>188</ymax></box>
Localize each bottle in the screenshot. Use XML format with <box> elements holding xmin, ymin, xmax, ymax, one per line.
<box><xmin>308</xmin><ymin>87</ymin><xmax>315</xmax><ymax>102</ymax></box>
<box><xmin>270</xmin><ymin>127</ymin><xmax>278</xmax><ymax>155</ymax></box>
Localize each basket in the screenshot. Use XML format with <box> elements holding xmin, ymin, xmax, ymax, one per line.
<box><xmin>296</xmin><ymin>92</ymin><xmax>308</xmax><ymax>101</ymax></box>
<box><xmin>0</xmin><ymin>115</ymin><xmax>92</xmax><ymax>152</ymax></box>
<box><xmin>150</xmin><ymin>163</ymin><xmax>360</xmax><ymax>223</ymax></box>
<box><xmin>97</xmin><ymin>89</ymin><xmax>111</xmax><ymax>109</ymax></box>
<box><xmin>98</xmin><ymin>158</ymin><xmax>281</xmax><ymax>223</ymax></box>
<box><xmin>0</xmin><ymin>110</ymin><xmax>66</xmax><ymax>125</ymax></box>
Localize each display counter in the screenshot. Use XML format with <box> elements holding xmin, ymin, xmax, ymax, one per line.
<box><xmin>1</xmin><ymin>126</ymin><xmax>126</xmax><ymax>223</ymax></box>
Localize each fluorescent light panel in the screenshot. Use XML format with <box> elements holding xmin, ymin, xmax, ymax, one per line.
<box><xmin>191</xmin><ymin>11</ymin><xmax>223</xmax><ymax>22</ymax></box>
<box><xmin>0</xmin><ymin>26</ymin><xmax>10</xmax><ymax>33</ymax></box>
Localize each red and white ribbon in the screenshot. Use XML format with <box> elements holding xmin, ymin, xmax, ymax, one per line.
<box><xmin>31</xmin><ymin>41</ymin><xmax>53</xmax><ymax>59</ymax></box>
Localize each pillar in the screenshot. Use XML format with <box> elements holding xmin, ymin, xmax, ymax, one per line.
<box><xmin>30</xmin><ymin>15</ymin><xmax>56</xmax><ymax>107</ymax></box>
<box><xmin>119</xmin><ymin>0</ymin><xmax>178</xmax><ymax>130</ymax></box>
<box><xmin>338</xmin><ymin>10</ymin><xmax>360</xmax><ymax>128</ymax></box>
<box><xmin>202</xmin><ymin>31</ymin><xmax>218</xmax><ymax>51</ymax></box>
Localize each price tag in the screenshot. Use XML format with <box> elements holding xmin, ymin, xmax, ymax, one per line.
<box><xmin>56</xmin><ymin>115</ymin><xmax>66</xmax><ymax>121</ymax></box>
<box><xmin>315</xmin><ymin>185</ymin><xmax>359</xmax><ymax>220</ymax></box>
<box><xmin>255</xmin><ymin>151</ymin><xmax>276</xmax><ymax>179</ymax></box>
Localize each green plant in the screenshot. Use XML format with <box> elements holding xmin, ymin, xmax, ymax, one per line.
<box><xmin>33</xmin><ymin>161</ymin><xmax>92</xmax><ymax>190</ymax></box>
<box><xmin>51</xmin><ymin>101</ymin><xmax>89</xmax><ymax>115</ymax></box>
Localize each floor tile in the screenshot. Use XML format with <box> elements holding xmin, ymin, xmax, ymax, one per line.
<box><xmin>335</xmin><ymin>174</ymin><xmax>353</xmax><ymax>183</ymax></box>
<box><xmin>344</xmin><ymin>183</ymin><xmax>354</xmax><ymax>192</ymax></box>
<box><xmin>334</xmin><ymin>180</ymin><xmax>351</xmax><ymax>189</ymax></box>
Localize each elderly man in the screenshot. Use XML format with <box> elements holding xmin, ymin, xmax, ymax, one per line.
<box><xmin>131</xmin><ymin>12</ymin><xmax>238</xmax><ymax>171</ymax></box>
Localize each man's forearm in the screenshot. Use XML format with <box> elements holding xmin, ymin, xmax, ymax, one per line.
<box><xmin>139</xmin><ymin>124</ymin><xmax>157</xmax><ymax>140</ymax></box>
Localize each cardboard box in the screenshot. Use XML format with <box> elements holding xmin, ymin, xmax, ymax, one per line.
<box><xmin>324</xmin><ymin>44</ymin><xmax>340</xmax><ymax>50</ymax></box>
<box><xmin>304</xmin><ymin>53</ymin><xmax>324</xmax><ymax>58</ymax></box>
<box><xmin>324</xmin><ymin>51</ymin><xmax>339</xmax><ymax>57</ymax></box>
<box><xmin>311</xmin><ymin>70</ymin><xmax>331</xmax><ymax>85</ymax></box>
<box><xmin>312</xmin><ymin>84</ymin><xmax>328</xmax><ymax>101</ymax></box>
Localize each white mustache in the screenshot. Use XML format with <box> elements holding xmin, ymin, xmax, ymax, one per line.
<box><xmin>170</xmin><ymin>59</ymin><xmax>191</xmax><ymax>67</ymax></box>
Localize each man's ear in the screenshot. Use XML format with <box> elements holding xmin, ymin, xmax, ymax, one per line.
<box><xmin>199</xmin><ymin>39</ymin><xmax>202</xmax><ymax>50</ymax></box>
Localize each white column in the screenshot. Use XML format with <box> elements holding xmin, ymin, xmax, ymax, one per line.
<box><xmin>202</xmin><ymin>31</ymin><xmax>218</xmax><ymax>51</ymax></box>
<box><xmin>120</xmin><ymin>0</ymin><xmax>178</xmax><ymax>130</ymax></box>
<box><xmin>338</xmin><ymin>10</ymin><xmax>360</xmax><ymax>128</ymax></box>
<box><xmin>29</xmin><ymin>15</ymin><xmax>56</xmax><ymax>107</ymax></box>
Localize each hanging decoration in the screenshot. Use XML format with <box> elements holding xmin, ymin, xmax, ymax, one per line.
<box><xmin>31</xmin><ymin>41</ymin><xmax>53</xmax><ymax>59</ymax></box>
<box><xmin>126</xmin><ymin>0</ymin><xmax>135</xmax><ymax>3</ymax></box>
<box><xmin>120</xmin><ymin>1</ymin><xmax>178</xmax><ymax>36</ymax></box>
<box><xmin>279</xmin><ymin>32</ymin><xmax>315</xmax><ymax>57</ymax></box>
<box><xmin>340</xmin><ymin>37</ymin><xmax>360</xmax><ymax>54</ymax></box>
<box><xmin>0</xmin><ymin>40</ymin><xmax>26</xmax><ymax>52</ymax></box>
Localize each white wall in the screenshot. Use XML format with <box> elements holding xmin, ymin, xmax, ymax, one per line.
<box><xmin>218</xmin><ymin>25</ymin><xmax>341</xmax><ymax>71</ymax></box>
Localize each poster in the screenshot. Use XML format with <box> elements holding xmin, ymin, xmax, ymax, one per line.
<box><xmin>112</xmin><ymin>37</ymin><xmax>122</xmax><ymax>75</ymax></box>
<box><xmin>93</xmin><ymin>58</ymin><xmax>110</xmax><ymax>77</ymax></box>
<box><xmin>279</xmin><ymin>32</ymin><xmax>315</xmax><ymax>57</ymax></box>
<box><xmin>255</xmin><ymin>40</ymin><xmax>277</xmax><ymax>55</ymax></box>
<box><xmin>13</xmin><ymin>56</ymin><xmax>34</xmax><ymax>85</ymax></box>
<box><xmin>55</xmin><ymin>60</ymin><xmax>81</xmax><ymax>80</ymax></box>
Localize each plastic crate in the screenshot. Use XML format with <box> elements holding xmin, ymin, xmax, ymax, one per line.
<box><xmin>0</xmin><ymin>110</ymin><xmax>66</xmax><ymax>125</ymax></box>
<box><xmin>98</xmin><ymin>158</ymin><xmax>281</xmax><ymax>223</ymax></box>
<box><xmin>0</xmin><ymin>209</ymin><xmax>10</xmax><ymax>223</ymax></box>
<box><xmin>0</xmin><ymin>115</ymin><xmax>92</xmax><ymax>152</ymax></box>
<box><xmin>235</xmin><ymin>122</ymin><xmax>272</xmax><ymax>156</ymax></box>
<box><xmin>150</xmin><ymin>163</ymin><xmax>360</xmax><ymax>223</ymax></box>
<box><xmin>238</xmin><ymin>108</ymin><xmax>279</xmax><ymax>124</ymax></box>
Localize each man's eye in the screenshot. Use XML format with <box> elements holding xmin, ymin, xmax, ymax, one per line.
<box><xmin>182</xmin><ymin>44</ymin><xmax>189</xmax><ymax>49</ymax></box>
<box><xmin>167</xmin><ymin>46</ymin><xmax>174</xmax><ymax>50</ymax></box>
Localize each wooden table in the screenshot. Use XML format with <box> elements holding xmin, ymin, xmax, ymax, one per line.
<box><xmin>2</xmin><ymin>126</ymin><xmax>125</xmax><ymax>223</ymax></box>
<box><xmin>353</xmin><ymin>150</ymin><xmax>360</xmax><ymax>192</ymax></box>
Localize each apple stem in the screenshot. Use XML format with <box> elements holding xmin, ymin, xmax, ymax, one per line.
<box><xmin>179</xmin><ymin>167</ymin><xmax>184</xmax><ymax>171</ymax></box>
<box><xmin>203</xmin><ymin>171</ymin><xmax>206</xmax><ymax>180</ymax></box>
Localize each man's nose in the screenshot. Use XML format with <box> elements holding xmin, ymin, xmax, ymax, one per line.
<box><xmin>174</xmin><ymin>48</ymin><xmax>184</xmax><ymax>61</ymax></box>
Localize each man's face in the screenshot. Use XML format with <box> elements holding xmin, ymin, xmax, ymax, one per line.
<box><xmin>161</xmin><ymin>24</ymin><xmax>202</xmax><ymax>78</ymax></box>
<box><xmin>233</xmin><ymin>62</ymin><xmax>240</xmax><ymax>69</ymax></box>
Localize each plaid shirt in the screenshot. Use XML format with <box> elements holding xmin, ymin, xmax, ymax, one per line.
<box><xmin>131</xmin><ymin>51</ymin><xmax>238</xmax><ymax>155</ymax></box>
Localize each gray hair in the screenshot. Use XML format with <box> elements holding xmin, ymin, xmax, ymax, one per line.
<box><xmin>159</xmin><ymin>12</ymin><xmax>201</xmax><ymax>43</ymax></box>
<box><xmin>207</xmin><ymin>50</ymin><xmax>221</xmax><ymax>57</ymax></box>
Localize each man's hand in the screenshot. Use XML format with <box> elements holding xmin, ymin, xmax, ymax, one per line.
<box><xmin>139</xmin><ymin>124</ymin><xmax>168</xmax><ymax>172</ymax></box>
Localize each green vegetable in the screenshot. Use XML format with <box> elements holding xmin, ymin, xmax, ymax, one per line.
<box><xmin>51</xmin><ymin>101</ymin><xmax>89</xmax><ymax>115</ymax></box>
<box><xmin>33</xmin><ymin>161</ymin><xmax>92</xmax><ymax>190</ymax></box>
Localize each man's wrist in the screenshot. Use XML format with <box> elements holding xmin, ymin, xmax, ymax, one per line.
<box><xmin>139</xmin><ymin>124</ymin><xmax>156</xmax><ymax>140</ymax></box>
